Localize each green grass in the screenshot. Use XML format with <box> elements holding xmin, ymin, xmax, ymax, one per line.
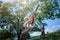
<box><xmin>28</xmin><ymin>30</ymin><xmax>60</xmax><ymax>40</ymax></box>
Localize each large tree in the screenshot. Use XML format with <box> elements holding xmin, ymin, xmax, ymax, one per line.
<box><xmin>0</xmin><ymin>0</ymin><xmax>60</xmax><ymax>40</ymax></box>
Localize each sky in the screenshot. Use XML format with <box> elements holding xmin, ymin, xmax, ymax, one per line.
<box><xmin>1</xmin><ymin>0</ymin><xmax>60</xmax><ymax>37</ymax></box>
<box><xmin>44</xmin><ymin>18</ymin><xmax>60</xmax><ymax>33</ymax></box>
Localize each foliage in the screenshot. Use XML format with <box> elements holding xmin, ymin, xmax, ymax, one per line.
<box><xmin>0</xmin><ymin>0</ymin><xmax>60</xmax><ymax>40</ymax></box>
<box><xmin>31</xmin><ymin>26</ymin><xmax>41</xmax><ymax>31</ymax></box>
<box><xmin>0</xmin><ymin>29</ymin><xmax>14</xmax><ymax>40</ymax></box>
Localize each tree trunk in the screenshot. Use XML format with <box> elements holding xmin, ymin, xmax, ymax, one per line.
<box><xmin>17</xmin><ymin>32</ymin><xmax>20</xmax><ymax>40</ymax></box>
<box><xmin>17</xmin><ymin>28</ymin><xmax>22</xmax><ymax>40</ymax></box>
<box><xmin>41</xmin><ymin>26</ymin><xmax>46</xmax><ymax>40</ymax></box>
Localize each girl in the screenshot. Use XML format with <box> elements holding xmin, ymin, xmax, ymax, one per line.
<box><xmin>23</xmin><ymin>13</ymin><xmax>35</xmax><ymax>27</ymax></box>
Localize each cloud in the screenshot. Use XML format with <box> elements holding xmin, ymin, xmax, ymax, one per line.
<box><xmin>30</xmin><ymin>32</ymin><xmax>41</xmax><ymax>38</ymax></box>
<box><xmin>45</xmin><ymin>25</ymin><xmax>60</xmax><ymax>33</ymax></box>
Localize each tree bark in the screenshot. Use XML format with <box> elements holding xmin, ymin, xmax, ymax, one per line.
<box><xmin>18</xmin><ymin>33</ymin><xmax>20</xmax><ymax>40</ymax></box>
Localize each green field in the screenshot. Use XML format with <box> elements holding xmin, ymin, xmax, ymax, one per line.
<box><xmin>28</xmin><ymin>30</ymin><xmax>60</xmax><ymax>40</ymax></box>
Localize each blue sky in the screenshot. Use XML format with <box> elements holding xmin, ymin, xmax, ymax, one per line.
<box><xmin>44</xmin><ymin>18</ymin><xmax>60</xmax><ymax>33</ymax></box>
<box><xmin>1</xmin><ymin>0</ymin><xmax>60</xmax><ymax>37</ymax></box>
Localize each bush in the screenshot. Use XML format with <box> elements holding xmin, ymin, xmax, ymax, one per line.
<box><xmin>0</xmin><ymin>29</ymin><xmax>14</xmax><ymax>40</ymax></box>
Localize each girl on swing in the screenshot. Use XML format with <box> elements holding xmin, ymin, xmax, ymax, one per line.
<box><xmin>23</xmin><ymin>13</ymin><xmax>36</xmax><ymax>28</ymax></box>
<box><xmin>23</xmin><ymin>13</ymin><xmax>36</xmax><ymax>32</ymax></box>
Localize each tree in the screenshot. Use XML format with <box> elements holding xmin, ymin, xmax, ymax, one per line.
<box><xmin>0</xmin><ymin>0</ymin><xmax>60</xmax><ymax>40</ymax></box>
<box><xmin>0</xmin><ymin>1</ymin><xmax>18</xmax><ymax>40</ymax></box>
<box><xmin>0</xmin><ymin>1</ymin><xmax>26</xmax><ymax>40</ymax></box>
